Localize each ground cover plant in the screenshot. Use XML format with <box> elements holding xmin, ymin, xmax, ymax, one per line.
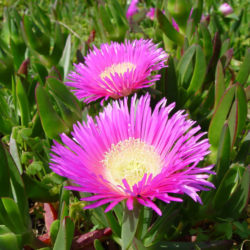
<box><xmin>0</xmin><ymin>0</ymin><xmax>249</xmax><ymax>249</ymax></box>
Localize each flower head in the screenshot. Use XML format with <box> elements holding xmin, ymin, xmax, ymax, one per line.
<box><xmin>66</xmin><ymin>40</ymin><xmax>168</xmax><ymax>103</ymax></box>
<box><xmin>219</xmin><ymin>3</ymin><xmax>233</xmax><ymax>16</ymax></box>
<box><xmin>50</xmin><ymin>94</ymin><xmax>214</xmax><ymax>215</ymax></box>
<box><xmin>126</xmin><ymin>0</ymin><xmax>139</xmax><ymax>20</ymax></box>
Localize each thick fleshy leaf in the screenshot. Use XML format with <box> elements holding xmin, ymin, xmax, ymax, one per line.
<box><xmin>158</xmin><ymin>56</ymin><xmax>178</xmax><ymax>106</ymax></box>
<box><xmin>21</xmin><ymin>16</ymin><xmax>50</xmax><ymax>55</ymax></box>
<box><xmin>121</xmin><ymin>203</ymin><xmax>140</xmax><ymax>250</ymax></box>
<box><xmin>0</xmin><ymin>225</ymin><xmax>21</xmax><ymax>250</ymax></box>
<box><xmin>200</xmin><ymin>22</ymin><xmax>213</xmax><ymax>61</ymax></box>
<box><xmin>143</xmin><ymin>204</ymin><xmax>178</xmax><ymax>246</ymax></box>
<box><xmin>187</xmin><ymin>45</ymin><xmax>206</xmax><ymax>94</ymax></box>
<box><xmin>47</xmin><ymin>78</ymin><xmax>81</xmax><ymax>128</ymax></box>
<box><xmin>22</xmin><ymin>174</ymin><xmax>59</xmax><ymax>202</ymax></box>
<box><xmin>136</xmin><ymin>206</ymin><xmax>152</xmax><ymax>240</ymax></box>
<box><xmin>201</xmin><ymin>84</ymin><xmax>214</xmax><ymax>111</ymax></box>
<box><xmin>105</xmin><ymin>211</ymin><xmax>121</xmax><ymax>237</ymax></box>
<box><xmin>157</xmin><ymin>9</ymin><xmax>184</xmax><ymax>46</ymax></box>
<box><xmin>177</xmin><ymin>45</ymin><xmax>196</xmax><ymax>87</ymax></box>
<box><xmin>205</xmin><ymin>32</ymin><xmax>221</xmax><ymax>83</ymax></box>
<box><xmin>58</xmin><ymin>184</ymin><xmax>70</xmax><ymax>222</ymax></box>
<box><xmin>91</xmin><ymin>206</ymin><xmax>110</xmax><ymax>228</ymax></box>
<box><xmin>99</xmin><ymin>5</ymin><xmax>115</xmax><ymax>37</ymax></box>
<box><xmin>228</xmin><ymin>84</ymin><xmax>247</xmax><ymax>147</ymax></box>
<box><xmin>0</xmin><ymin>91</ymin><xmax>15</xmax><ymax>135</ymax></box>
<box><xmin>30</xmin><ymin>4</ymin><xmax>51</xmax><ymax>34</ymax></box>
<box><xmin>222</xmin><ymin>166</ymin><xmax>249</xmax><ymax>219</ymax></box>
<box><xmin>213</xmin><ymin>165</ymin><xmax>245</xmax><ymax>211</ymax></box>
<box><xmin>9</xmin><ymin>131</ymin><xmax>22</xmax><ymax>174</ymax></box>
<box><xmin>32</xmin><ymin>63</ymin><xmax>48</xmax><ymax>85</ymax></box>
<box><xmin>214</xmin><ymin>122</ymin><xmax>231</xmax><ymax>185</ymax></box>
<box><xmin>94</xmin><ymin>239</ymin><xmax>104</xmax><ymax>250</ymax></box>
<box><xmin>235</xmin><ymin>84</ymin><xmax>247</xmax><ymax>136</ymax></box>
<box><xmin>208</xmin><ymin>85</ymin><xmax>235</xmax><ymax>148</ymax></box>
<box><xmin>113</xmin><ymin>203</ymin><xmax>123</xmax><ymax>225</ymax></box>
<box><xmin>0</xmin><ymin>198</ymin><xmax>26</xmax><ymax>234</ymax></box>
<box><xmin>47</xmin><ymin>78</ymin><xmax>81</xmax><ymax>115</ymax></box>
<box><xmin>0</xmin><ymin>142</ymin><xmax>11</xmax><ymax>197</ymax></box>
<box><xmin>236</xmin><ymin>48</ymin><xmax>250</xmax><ymax>85</ymax></box>
<box><xmin>214</xmin><ymin>60</ymin><xmax>225</xmax><ymax>109</ymax></box>
<box><xmin>16</xmin><ymin>78</ymin><xmax>30</xmax><ymax>126</ymax></box>
<box><xmin>10</xmin><ymin>39</ymin><xmax>26</xmax><ymax>71</ymax></box>
<box><xmin>3</xmin><ymin>144</ymin><xmax>29</xmax><ymax>224</ymax></box>
<box><xmin>220</xmin><ymin>39</ymin><xmax>230</xmax><ymax>58</ymax></box>
<box><xmin>191</xmin><ymin>0</ymin><xmax>203</xmax><ymax>25</ymax></box>
<box><xmin>53</xmin><ymin>217</ymin><xmax>75</xmax><ymax>250</ymax></box>
<box><xmin>58</xmin><ymin>35</ymin><xmax>71</xmax><ymax>81</ymax></box>
<box><xmin>50</xmin><ymin>24</ymin><xmax>66</xmax><ymax>64</ymax></box>
<box><xmin>235</xmin><ymin>132</ymin><xmax>250</xmax><ymax>164</ymax></box>
<box><xmin>50</xmin><ymin>219</ymin><xmax>60</xmax><ymax>244</ymax></box>
<box><xmin>109</xmin><ymin>0</ymin><xmax>128</xmax><ymax>39</ymax></box>
<box><xmin>35</xmin><ymin>84</ymin><xmax>69</xmax><ymax>139</ymax></box>
<box><xmin>44</xmin><ymin>203</ymin><xmax>58</xmax><ymax>236</ymax></box>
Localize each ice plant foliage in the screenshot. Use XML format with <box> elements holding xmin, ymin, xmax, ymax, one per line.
<box><xmin>50</xmin><ymin>94</ymin><xmax>214</xmax><ymax>215</ymax></box>
<box><xmin>66</xmin><ymin>39</ymin><xmax>168</xmax><ymax>103</ymax></box>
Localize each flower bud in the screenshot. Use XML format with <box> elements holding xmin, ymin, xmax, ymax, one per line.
<box><xmin>219</xmin><ymin>3</ymin><xmax>233</xmax><ymax>16</ymax></box>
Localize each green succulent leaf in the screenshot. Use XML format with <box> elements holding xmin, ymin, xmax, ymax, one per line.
<box><xmin>187</xmin><ymin>45</ymin><xmax>206</xmax><ymax>94</ymax></box>
<box><xmin>35</xmin><ymin>84</ymin><xmax>69</xmax><ymax>139</ymax></box>
<box><xmin>16</xmin><ymin>78</ymin><xmax>30</xmax><ymax>127</ymax></box>
<box><xmin>121</xmin><ymin>203</ymin><xmax>140</xmax><ymax>250</ymax></box>
<box><xmin>0</xmin><ymin>225</ymin><xmax>21</xmax><ymax>250</ymax></box>
<box><xmin>177</xmin><ymin>44</ymin><xmax>196</xmax><ymax>87</ymax></box>
<box><xmin>58</xmin><ymin>35</ymin><xmax>72</xmax><ymax>81</ymax></box>
<box><xmin>53</xmin><ymin>217</ymin><xmax>75</xmax><ymax>250</ymax></box>
<box><xmin>236</xmin><ymin>48</ymin><xmax>250</xmax><ymax>85</ymax></box>
<box><xmin>208</xmin><ymin>85</ymin><xmax>235</xmax><ymax>149</ymax></box>
<box><xmin>214</xmin><ymin>122</ymin><xmax>231</xmax><ymax>185</ymax></box>
<box><xmin>157</xmin><ymin>9</ymin><xmax>184</xmax><ymax>46</ymax></box>
<box><xmin>214</xmin><ymin>60</ymin><xmax>225</xmax><ymax>109</ymax></box>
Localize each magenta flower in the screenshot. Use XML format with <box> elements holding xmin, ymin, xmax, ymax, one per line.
<box><xmin>219</xmin><ymin>3</ymin><xmax>233</xmax><ymax>16</ymax></box>
<box><xmin>146</xmin><ymin>7</ymin><xmax>155</xmax><ymax>20</ymax></box>
<box><xmin>66</xmin><ymin>40</ymin><xmax>168</xmax><ymax>103</ymax></box>
<box><xmin>50</xmin><ymin>94</ymin><xmax>214</xmax><ymax>215</ymax></box>
<box><xmin>172</xmin><ymin>18</ymin><xmax>180</xmax><ymax>32</ymax></box>
<box><xmin>146</xmin><ymin>8</ymin><xmax>166</xmax><ymax>21</ymax></box>
<box><xmin>126</xmin><ymin>0</ymin><xmax>139</xmax><ymax>20</ymax></box>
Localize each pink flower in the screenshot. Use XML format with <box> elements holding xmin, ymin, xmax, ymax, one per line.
<box><xmin>126</xmin><ymin>0</ymin><xmax>139</xmax><ymax>20</ymax></box>
<box><xmin>146</xmin><ymin>7</ymin><xmax>155</xmax><ymax>20</ymax></box>
<box><xmin>172</xmin><ymin>18</ymin><xmax>179</xmax><ymax>32</ymax></box>
<box><xmin>66</xmin><ymin>40</ymin><xmax>168</xmax><ymax>103</ymax></box>
<box><xmin>219</xmin><ymin>3</ymin><xmax>233</xmax><ymax>16</ymax></box>
<box><xmin>146</xmin><ymin>8</ymin><xmax>166</xmax><ymax>21</ymax></box>
<box><xmin>50</xmin><ymin>94</ymin><xmax>214</xmax><ymax>215</ymax></box>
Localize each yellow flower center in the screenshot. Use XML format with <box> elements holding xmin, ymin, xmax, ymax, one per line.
<box><xmin>100</xmin><ymin>62</ymin><xmax>136</xmax><ymax>80</ymax></box>
<box><xmin>103</xmin><ymin>138</ymin><xmax>162</xmax><ymax>187</ymax></box>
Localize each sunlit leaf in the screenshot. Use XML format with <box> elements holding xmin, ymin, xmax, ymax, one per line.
<box><xmin>208</xmin><ymin>85</ymin><xmax>235</xmax><ymax>148</ymax></box>
<box><xmin>121</xmin><ymin>204</ymin><xmax>140</xmax><ymax>250</ymax></box>
<box><xmin>35</xmin><ymin>84</ymin><xmax>69</xmax><ymax>139</ymax></box>
<box><xmin>157</xmin><ymin>9</ymin><xmax>184</xmax><ymax>46</ymax></box>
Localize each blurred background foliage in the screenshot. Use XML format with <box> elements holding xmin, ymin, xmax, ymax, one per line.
<box><xmin>0</xmin><ymin>0</ymin><xmax>249</xmax><ymax>249</ymax></box>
